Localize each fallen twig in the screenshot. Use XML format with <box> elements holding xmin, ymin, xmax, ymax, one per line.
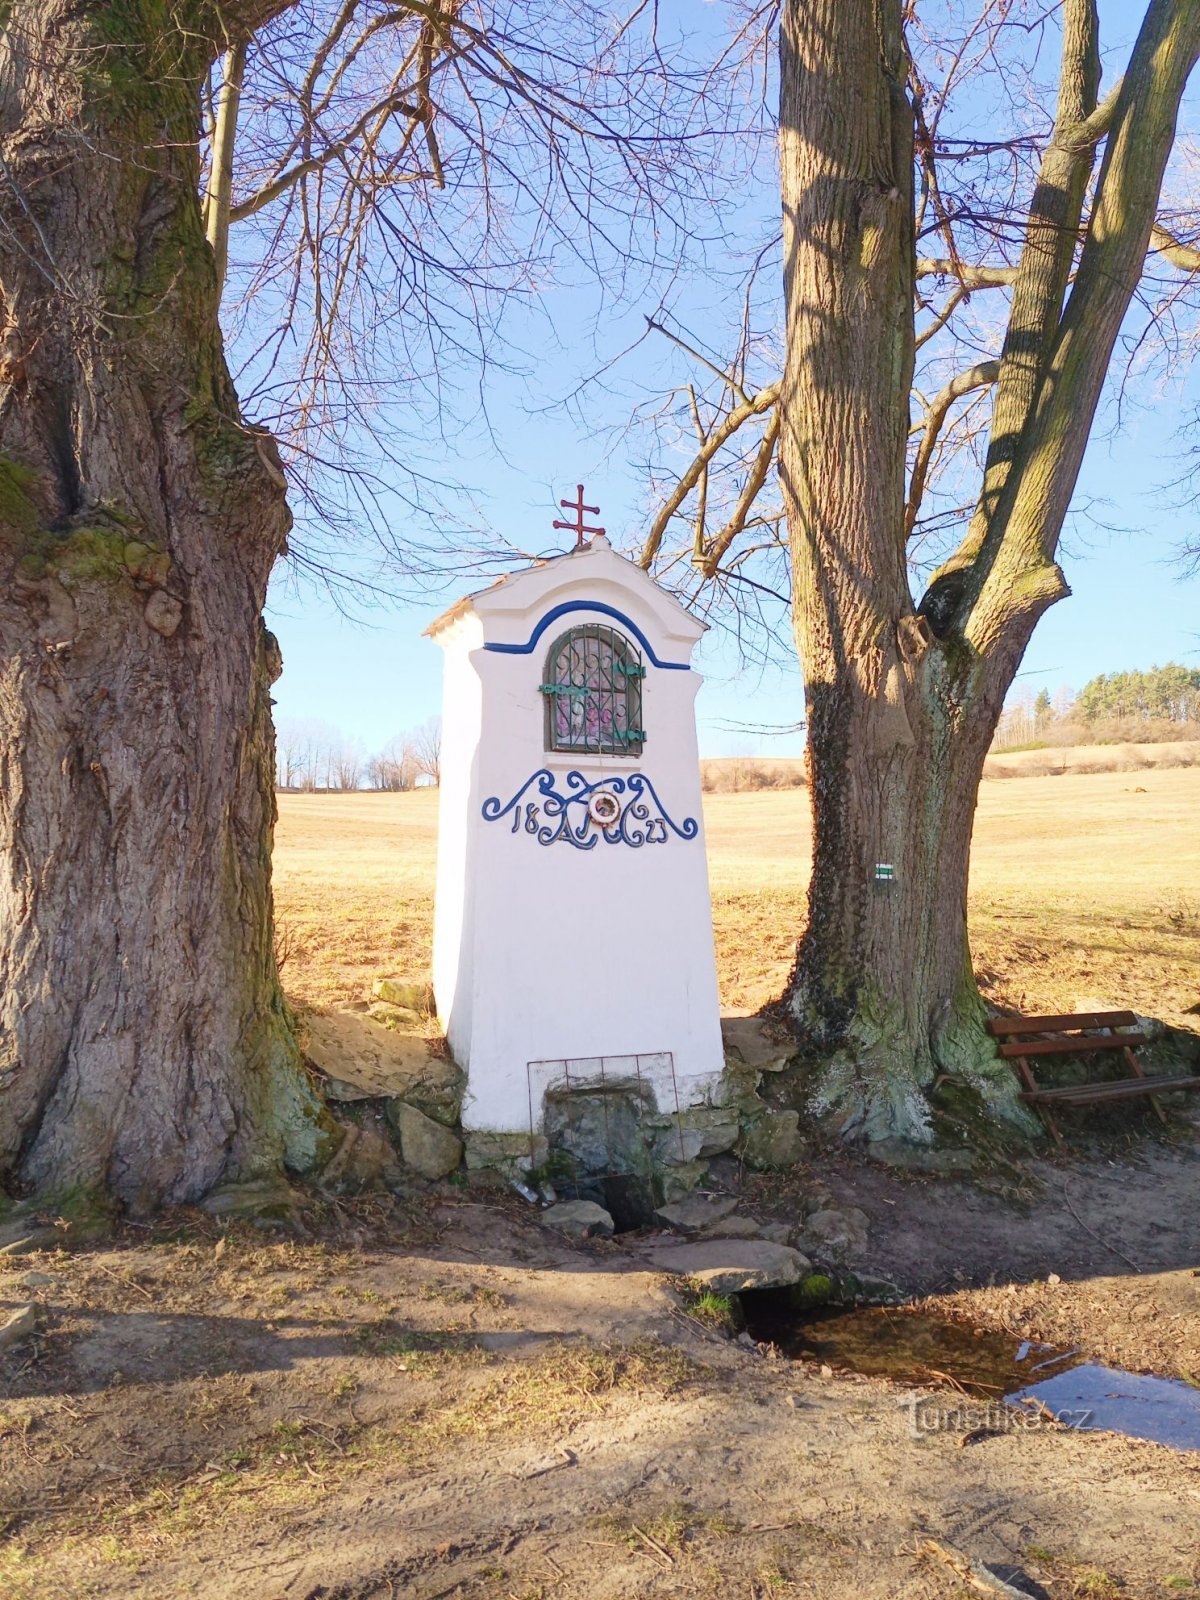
<box><xmin>630</xmin><ymin>1523</ymin><xmax>676</xmax><ymax>1566</ymax></box>
<box><xmin>1055</xmin><ymin>1183</ymin><xmax>1141</xmax><ymax>1273</ymax></box>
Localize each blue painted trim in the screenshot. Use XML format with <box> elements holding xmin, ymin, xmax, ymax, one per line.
<box><xmin>482</xmin><ymin>601</ymin><xmax>691</xmax><ymax>670</ymax></box>
<box><xmin>482</xmin><ymin>769</ymin><xmax>699</xmax><ymax>850</ymax></box>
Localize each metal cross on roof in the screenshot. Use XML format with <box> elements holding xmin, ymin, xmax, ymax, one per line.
<box><xmin>552</xmin><ymin>484</ymin><xmax>605</xmax><ymax>549</ymax></box>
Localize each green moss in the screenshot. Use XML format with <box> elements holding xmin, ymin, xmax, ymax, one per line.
<box><xmin>187</xmin><ymin>403</ymin><xmax>256</xmax><ymax>484</ymax></box>
<box><xmin>0</xmin><ymin>456</ymin><xmax>40</xmax><ymax>536</ymax></box>
<box><xmin>15</xmin><ymin>519</ymin><xmax>172</xmax><ymax>589</ymax></box>
<box><xmin>264</xmin><ymin>1019</ymin><xmax>339</xmax><ymax>1178</ymax></box>
<box><xmin>122</xmin><ymin>540</ymin><xmax>170</xmax><ymax>586</ymax></box>
<box><xmin>28</xmin><ymin>1183</ymin><xmax>116</xmax><ymax>1243</ymax></box>
<box><xmin>795</xmin><ymin>1273</ymin><xmax>834</xmax><ymax>1307</ymax></box>
<box><xmin>89</xmin><ymin>0</ymin><xmax>206</xmax><ymax>119</ymax></box>
<box><xmin>19</xmin><ymin>525</ymin><xmax>133</xmax><ymax>585</ymax></box>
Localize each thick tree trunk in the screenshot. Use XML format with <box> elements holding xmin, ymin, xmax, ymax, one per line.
<box><xmin>0</xmin><ymin>0</ymin><xmax>324</xmax><ymax>1207</ymax></box>
<box><xmin>777</xmin><ymin>0</ymin><xmax>1200</xmax><ymax>1144</ymax></box>
<box><xmin>789</xmin><ymin>647</ymin><xmax>1032</xmax><ymax>1142</ymax></box>
<box><xmin>777</xmin><ymin>0</ymin><xmax>1031</xmax><ymax>1142</ymax></box>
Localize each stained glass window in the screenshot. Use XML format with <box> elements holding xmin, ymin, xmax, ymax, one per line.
<box><xmin>541</xmin><ymin>625</ymin><xmax>646</xmax><ymax>755</ymax></box>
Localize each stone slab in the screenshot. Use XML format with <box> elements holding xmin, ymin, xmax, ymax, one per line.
<box><xmin>649</xmin><ymin>1240</ymin><xmax>812</xmax><ymax>1294</ymax></box>
<box><xmin>541</xmin><ymin>1201</ymin><xmax>615</xmax><ymax>1240</ymax></box>
<box><xmin>303</xmin><ymin>1011</ymin><xmax>456</xmax><ymax>1102</ymax></box>
<box><xmin>0</xmin><ymin>1305</ymin><xmax>39</xmax><ymax>1354</ymax></box>
<box><xmin>654</xmin><ymin>1194</ymin><xmax>740</xmax><ymax>1234</ymax></box>
<box><xmin>721</xmin><ymin>1016</ymin><xmax>795</xmax><ymax>1072</ymax></box>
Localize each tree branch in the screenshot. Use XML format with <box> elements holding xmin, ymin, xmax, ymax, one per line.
<box><xmin>916</xmin><ymin>257</ymin><xmax>1018</xmax><ymax>288</ymax></box>
<box><xmin>928</xmin><ymin>0</ymin><xmax>1102</xmax><ymax>621</ymax></box>
<box><xmin>964</xmin><ymin>0</ymin><xmax>1200</xmax><ymax>652</ymax></box>
<box><xmin>700</xmin><ymin>411</ymin><xmax>779</xmax><ymax>577</ymax></box>
<box><xmin>1149</xmin><ymin>221</ymin><xmax>1200</xmax><ymax>272</ymax></box>
<box><xmin>904</xmin><ymin>360</ymin><xmax>999</xmax><ymax>539</ymax></box>
<box><xmin>229</xmin><ymin>87</ymin><xmax>424</xmax><ymax>222</ymax></box>
<box><xmin>205</xmin><ymin>38</ymin><xmax>248</xmax><ymax>294</ymax></box>
<box><xmin>639</xmin><ymin>382</ymin><xmax>778</xmax><ymax>569</ymax></box>
<box><xmin>1061</xmin><ymin>73</ymin><xmax>1124</xmax><ymax>147</ymax></box>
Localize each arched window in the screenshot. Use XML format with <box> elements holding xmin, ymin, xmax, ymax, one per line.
<box><xmin>541</xmin><ymin>625</ymin><xmax>646</xmax><ymax>755</ymax></box>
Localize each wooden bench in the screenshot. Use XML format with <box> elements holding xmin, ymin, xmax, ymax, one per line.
<box><xmin>986</xmin><ymin>1010</ymin><xmax>1200</xmax><ymax>1144</ymax></box>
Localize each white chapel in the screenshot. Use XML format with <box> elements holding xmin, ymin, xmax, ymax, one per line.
<box><xmin>426</xmin><ymin>496</ymin><xmax>724</xmax><ymax>1144</ymax></box>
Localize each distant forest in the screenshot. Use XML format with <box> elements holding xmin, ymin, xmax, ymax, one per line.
<box><xmin>994</xmin><ymin>663</ymin><xmax>1200</xmax><ymax>751</ymax></box>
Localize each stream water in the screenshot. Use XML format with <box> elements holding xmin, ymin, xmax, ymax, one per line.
<box><xmin>739</xmin><ymin>1294</ymin><xmax>1200</xmax><ymax>1452</ymax></box>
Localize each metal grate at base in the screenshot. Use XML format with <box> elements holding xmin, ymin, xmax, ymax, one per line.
<box><xmin>526</xmin><ymin>1052</ymin><xmax>689</xmax><ymax>1225</ymax></box>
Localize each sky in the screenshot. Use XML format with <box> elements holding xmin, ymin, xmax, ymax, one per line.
<box><xmin>262</xmin><ymin>0</ymin><xmax>1200</xmax><ymax>763</ymax></box>
<box><xmin>265</xmin><ymin>414</ymin><xmax>1200</xmax><ymax>761</ymax></box>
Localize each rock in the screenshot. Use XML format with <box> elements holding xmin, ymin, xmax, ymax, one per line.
<box><xmin>869</xmin><ymin>1138</ymin><xmax>975</xmax><ymax>1174</ymax></box>
<box><xmin>0</xmin><ymin>1226</ymin><xmax>61</xmax><ymax>1256</ymax></box>
<box><xmin>372</xmin><ymin>977</ymin><xmax>434</xmax><ymax>1013</ymax></box>
<box><xmin>0</xmin><ymin>1304</ymin><xmax>39</xmax><ymax>1354</ymax></box>
<box><xmin>387</xmin><ymin>1102</ymin><xmax>463</xmax><ymax>1180</ymax></box>
<box><xmin>320</xmin><ymin>1121</ymin><xmax>406</xmax><ymax>1193</ymax></box>
<box><xmin>14</xmin><ymin>1271</ymin><xmax>61</xmax><ymax>1289</ymax></box>
<box><xmin>721</xmin><ymin>1016</ymin><xmax>795</xmax><ymax>1072</ymax></box>
<box><xmin>199</xmin><ymin>1176</ymin><xmax>303</xmax><ymax>1225</ymax></box>
<box><xmin>700</xmin><ymin>1216</ymin><xmax>794</xmax><ymax>1244</ymax></box>
<box><xmin>541</xmin><ymin>1201</ymin><xmax>614</xmax><ymax>1240</ymax></box>
<box><xmin>651</xmin><ymin>1126</ymin><xmax>705</xmax><ymax>1164</ymax></box>
<box><xmin>740</xmin><ymin>1110</ymin><xmax>804</xmax><ymax>1170</ymax></box>
<box><xmin>755</xmin><ymin>1221</ymin><xmax>794</xmax><ymax>1245</ymax></box>
<box><xmin>656</xmin><ymin>1160</ymin><xmax>709</xmax><ymax>1203</ymax></box>
<box><xmin>463</xmin><ymin>1130</ymin><xmax>547</xmax><ymax>1174</ymax></box>
<box><xmin>649</xmin><ymin>1108</ymin><xmax>740</xmax><ymax>1163</ymax></box>
<box><xmin>714</xmin><ymin>1065</ymin><xmax>766</xmax><ymax>1118</ymax></box>
<box><xmin>463</xmin><ymin>1165</ymin><xmax>509</xmax><ymax>1190</ymax></box>
<box><xmin>837</xmin><ymin>1272</ymin><xmax>902</xmax><ymax>1304</ymax></box>
<box><xmin>368</xmin><ymin>1002</ymin><xmax>425</xmax><ymax>1031</ymax></box>
<box><xmin>702</xmin><ymin>1215</ymin><xmax>764</xmax><ymax>1240</ymax></box>
<box><xmin>795</xmin><ymin>1206</ymin><xmax>869</xmax><ymax>1260</ymax></box>
<box><xmin>654</xmin><ymin>1194</ymin><xmax>739</xmax><ymax>1233</ymax></box>
<box><xmin>544</xmin><ymin>1084</ymin><xmax>655</xmax><ymax>1177</ymax></box>
<box><xmin>650</xmin><ymin>1240</ymin><xmax>813</xmax><ymax>1294</ymax></box>
<box><xmin>303</xmin><ymin>1010</ymin><xmax>449</xmax><ymax>1099</ymax></box>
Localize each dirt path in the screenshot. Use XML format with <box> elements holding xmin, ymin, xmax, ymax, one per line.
<box><xmin>3</xmin><ymin>1146</ymin><xmax>1200</xmax><ymax>1600</ymax></box>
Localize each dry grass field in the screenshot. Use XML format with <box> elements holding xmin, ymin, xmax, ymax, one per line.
<box><xmin>274</xmin><ymin>762</ymin><xmax>1200</xmax><ymax>1029</ymax></box>
<box><xmin>3</xmin><ymin>767</ymin><xmax>1197</xmax><ymax>1600</ymax></box>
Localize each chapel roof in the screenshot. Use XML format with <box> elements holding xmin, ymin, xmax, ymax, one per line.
<box><xmin>423</xmin><ymin>532</ymin><xmax>703</xmax><ymax>641</ymax></box>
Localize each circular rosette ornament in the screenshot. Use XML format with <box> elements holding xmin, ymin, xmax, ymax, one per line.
<box><xmin>586</xmin><ymin>787</ymin><xmax>623</xmax><ymax>829</ymax></box>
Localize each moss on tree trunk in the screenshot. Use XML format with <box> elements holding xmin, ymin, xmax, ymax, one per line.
<box><xmin>0</xmin><ymin>0</ymin><xmax>326</xmax><ymax>1207</ymax></box>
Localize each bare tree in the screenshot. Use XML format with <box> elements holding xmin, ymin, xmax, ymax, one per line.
<box><xmin>328</xmin><ymin>737</ymin><xmax>363</xmax><ymax>792</ymax></box>
<box><xmin>368</xmin><ymin>735</ymin><xmax>420</xmax><ymax>791</ymax></box>
<box><xmin>276</xmin><ymin>720</ymin><xmax>308</xmax><ymax>790</ymax></box>
<box><xmin>0</xmin><ymin>0</ymin><xmax>739</xmax><ymax>1205</ymax></box>
<box><xmin>411</xmin><ymin>716</ymin><xmax>441</xmax><ymax>786</ymax></box>
<box><xmin>645</xmin><ymin>0</ymin><xmax>1200</xmax><ymax>1144</ymax></box>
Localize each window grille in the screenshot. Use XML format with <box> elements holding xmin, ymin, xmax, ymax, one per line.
<box><xmin>541</xmin><ymin>625</ymin><xmax>646</xmax><ymax>755</ymax></box>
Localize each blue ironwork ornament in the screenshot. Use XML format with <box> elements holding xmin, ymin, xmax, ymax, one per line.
<box><xmin>481</xmin><ymin>769</ymin><xmax>698</xmax><ymax>850</ymax></box>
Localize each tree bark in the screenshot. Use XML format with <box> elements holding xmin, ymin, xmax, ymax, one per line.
<box><xmin>776</xmin><ymin>0</ymin><xmax>1025</xmax><ymax>1141</ymax></box>
<box><xmin>777</xmin><ymin>0</ymin><xmax>1200</xmax><ymax>1144</ymax></box>
<box><xmin>0</xmin><ymin>0</ymin><xmax>324</xmax><ymax>1208</ymax></box>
